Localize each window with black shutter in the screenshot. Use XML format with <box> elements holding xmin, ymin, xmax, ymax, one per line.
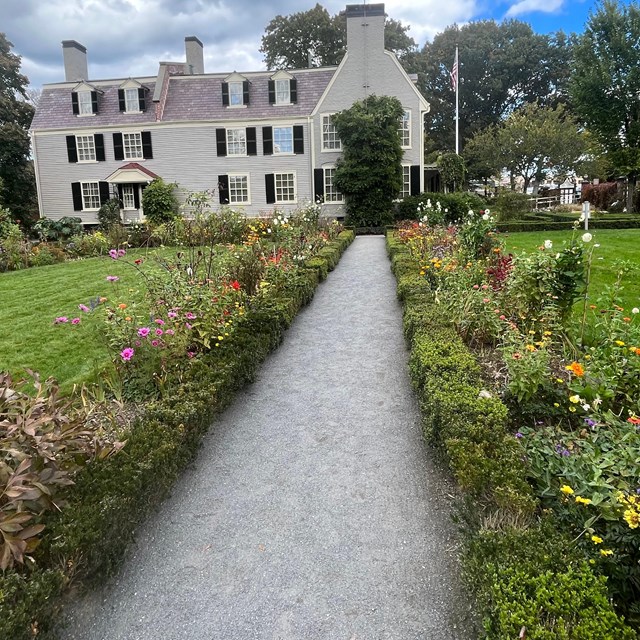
<box><xmin>141</xmin><ymin>131</ymin><xmax>153</xmax><ymax>159</ymax></box>
<box><xmin>410</xmin><ymin>165</ymin><xmax>421</xmax><ymax>196</ymax></box>
<box><xmin>247</xmin><ymin>128</ymin><xmax>257</xmax><ymax>156</ymax></box>
<box><xmin>138</xmin><ymin>88</ymin><xmax>146</xmax><ymax>112</ymax></box>
<box><xmin>91</xmin><ymin>91</ymin><xmax>98</xmax><ymax>114</ymax></box>
<box><xmin>216</xmin><ymin>128</ymin><xmax>227</xmax><ymax>156</ymax></box>
<box><xmin>118</xmin><ymin>89</ymin><xmax>126</xmax><ymax>112</ymax></box>
<box><xmin>113</xmin><ymin>132</ymin><xmax>124</xmax><ymax>161</ymax></box>
<box><xmin>221</xmin><ymin>82</ymin><xmax>229</xmax><ymax>106</ymax></box>
<box><xmin>293</xmin><ymin>125</ymin><xmax>304</xmax><ymax>154</ymax></box>
<box><xmin>243</xmin><ymin>81</ymin><xmax>250</xmax><ymax>105</ymax></box>
<box><xmin>66</xmin><ymin>136</ymin><xmax>78</xmax><ymax>163</ymax></box>
<box><xmin>313</xmin><ymin>168</ymin><xmax>324</xmax><ymax>203</ymax></box>
<box><xmin>218</xmin><ymin>175</ymin><xmax>230</xmax><ymax>204</ymax></box>
<box><xmin>99</xmin><ymin>181</ymin><xmax>111</xmax><ymax>205</ymax></box>
<box><xmin>71</xmin><ymin>93</ymin><xmax>79</xmax><ymax>115</ymax></box>
<box><xmin>265</xmin><ymin>174</ymin><xmax>275</xmax><ymax>204</ymax></box>
<box><xmin>95</xmin><ymin>134</ymin><xmax>105</xmax><ymax>161</ymax></box>
<box><xmin>268</xmin><ymin>80</ymin><xmax>275</xmax><ymax>105</ymax></box>
<box><xmin>290</xmin><ymin>79</ymin><xmax>297</xmax><ymax>104</ymax></box>
<box><xmin>262</xmin><ymin>126</ymin><xmax>273</xmax><ymax>155</ymax></box>
<box><xmin>71</xmin><ymin>182</ymin><xmax>83</xmax><ymax>211</ymax></box>
<box><xmin>133</xmin><ymin>185</ymin><xmax>140</xmax><ymax>209</ymax></box>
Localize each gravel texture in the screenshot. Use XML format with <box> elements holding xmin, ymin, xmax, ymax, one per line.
<box><xmin>61</xmin><ymin>236</ymin><xmax>475</xmax><ymax>640</ymax></box>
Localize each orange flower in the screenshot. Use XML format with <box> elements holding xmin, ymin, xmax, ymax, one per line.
<box><xmin>118</xmin><ymin>303</ymin><xmax>127</xmax><ymax>310</ymax></box>
<box><xmin>566</xmin><ymin>362</ymin><xmax>585</xmax><ymax>377</ymax></box>
<box><xmin>635</xmin><ymin>348</ymin><xmax>640</xmax><ymax>356</ymax></box>
<box><xmin>627</xmin><ymin>416</ymin><xmax>640</xmax><ymax>425</ymax></box>
<box><xmin>623</xmin><ymin>317</ymin><xmax>631</xmax><ymax>322</ymax></box>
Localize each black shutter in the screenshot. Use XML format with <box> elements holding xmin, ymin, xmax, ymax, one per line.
<box><xmin>118</xmin><ymin>89</ymin><xmax>126</xmax><ymax>111</ymax></box>
<box><xmin>99</xmin><ymin>182</ymin><xmax>111</xmax><ymax>205</ymax></box>
<box><xmin>138</xmin><ymin>88</ymin><xmax>146</xmax><ymax>112</ymax></box>
<box><xmin>133</xmin><ymin>185</ymin><xmax>140</xmax><ymax>209</ymax></box>
<box><xmin>113</xmin><ymin>133</ymin><xmax>124</xmax><ymax>161</ymax></box>
<box><xmin>290</xmin><ymin>79</ymin><xmax>297</xmax><ymax>104</ymax></box>
<box><xmin>117</xmin><ymin>184</ymin><xmax>124</xmax><ymax>207</ymax></box>
<box><xmin>247</xmin><ymin>127</ymin><xmax>257</xmax><ymax>156</ymax></box>
<box><xmin>242</xmin><ymin>80</ymin><xmax>250</xmax><ymax>105</ymax></box>
<box><xmin>216</xmin><ymin>128</ymin><xmax>227</xmax><ymax>156</ymax></box>
<box><xmin>71</xmin><ymin>93</ymin><xmax>79</xmax><ymax>115</ymax></box>
<box><xmin>410</xmin><ymin>165</ymin><xmax>421</xmax><ymax>196</ymax></box>
<box><xmin>262</xmin><ymin>126</ymin><xmax>273</xmax><ymax>155</ymax></box>
<box><xmin>218</xmin><ymin>175</ymin><xmax>229</xmax><ymax>204</ymax></box>
<box><xmin>314</xmin><ymin>168</ymin><xmax>324</xmax><ymax>203</ymax></box>
<box><xmin>293</xmin><ymin>125</ymin><xmax>304</xmax><ymax>154</ymax></box>
<box><xmin>66</xmin><ymin>136</ymin><xmax>78</xmax><ymax>163</ymax></box>
<box><xmin>265</xmin><ymin>174</ymin><xmax>275</xmax><ymax>204</ymax></box>
<box><xmin>72</xmin><ymin>182</ymin><xmax>83</xmax><ymax>211</ymax></box>
<box><xmin>268</xmin><ymin>80</ymin><xmax>275</xmax><ymax>104</ymax></box>
<box><xmin>95</xmin><ymin>134</ymin><xmax>105</xmax><ymax>161</ymax></box>
<box><xmin>141</xmin><ymin>131</ymin><xmax>153</xmax><ymax>159</ymax></box>
<box><xmin>91</xmin><ymin>91</ymin><xmax>99</xmax><ymax>114</ymax></box>
<box><xmin>221</xmin><ymin>82</ymin><xmax>229</xmax><ymax>106</ymax></box>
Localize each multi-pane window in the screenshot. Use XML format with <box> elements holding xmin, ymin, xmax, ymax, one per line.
<box><xmin>273</xmin><ymin>126</ymin><xmax>293</xmax><ymax>154</ymax></box>
<box><xmin>229</xmin><ymin>82</ymin><xmax>243</xmax><ymax>106</ymax></box>
<box><xmin>125</xmin><ymin>88</ymin><xmax>140</xmax><ymax>112</ymax></box>
<box><xmin>400</xmin><ymin>166</ymin><xmax>411</xmax><ymax>198</ymax></box>
<box><xmin>275</xmin><ymin>173</ymin><xmax>296</xmax><ymax>203</ymax></box>
<box><xmin>275</xmin><ymin>79</ymin><xmax>290</xmax><ymax>104</ymax></box>
<box><xmin>81</xmin><ymin>182</ymin><xmax>100</xmax><ymax>210</ymax></box>
<box><xmin>324</xmin><ymin>167</ymin><xmax>343</xmax><ymax>203</ymax></box>
<box><xmin>399</xmin><ymin>110</ymin><xmax>411</xmax><ymax>148</ymax></box>
<box><xmin>76</xmin><ymin>135</ymin><xmax>96</xmax><ymax>162</ymax></box>
<box><xmin>123</xmin><ymin>132</ymin><xmax>143</xmax><ymax>159</ymax></box>
<box><xmin>122</xmin><ymin>185</ymin><xmax>136</xmax><ymax>209</ymax></box>
<box><xmin>77</xmin><ymin>91</ymin><xmax>93</xmax><ymax>115</ymax></box>
<box><xmin>229</xmin><ymin>175</ymin><xmax>249</xmax><ymax>204</ymax></box>
<box><xmin>226</xmin><ymin>128</ymin><xmax>247</xmax><ymax>155</ymax></box>
<box><xmin>322</xmin><ymin>115</ymin><xmax>341</xmax><ymax>150</ymax></box>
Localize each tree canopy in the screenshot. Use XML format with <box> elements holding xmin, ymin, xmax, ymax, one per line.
<box><xmin>0</xmin><ymin>33</ymin><xmax>36</xmax><ymax>226</ymax></box>
<box><xmin>260</xmin><ymin>3</ymin><xmax>416</xmax><ymax>69</ymax></box>
<box><xmin>570</xmin><ymin>0</ymin><xmax>640</xmax><ymax>211</ymax></box>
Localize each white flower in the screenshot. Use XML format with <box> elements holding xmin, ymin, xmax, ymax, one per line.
<box><xmin>582</xmin><ymin>232</ymin><xmax>593</xmax><ymax>243</ymax></box>
<box><xmin>426</xmin><ymin>199</ymin><xmax>432</xmax><ymax>208</ymax></box>
<box><xmin>632</xmin><ymin>308</ymin><xmax>639</xmax><ymax>314</ymax></box>
<box><xmin>478</xmin><ymin>389</ymin><xmax>492</xmax><ymax>399</ymax></box>
<box><xmin>592</xmin><ymin>397</ymin><xmax>602</xmax><ymax>408</ymax></box>
<box><xmin>582</xmin><ymin>403</ymin><xmax>591</xmax><ymax>411</ymax></box>
<box><xmin>579</xmin><ymin>214</ymin><xmax>585</xmax><ymax>222</ymax></box>
<box><xmin>482</xmin><ymin>213</ymin><xmax>490</xmax><ymax>221</ymax></box>
<box><xmin>594</xmin><ymin>243</ymin><xmax>600</xmax><ymax>248</ymax></box>
<box><xmin>544</xmin><ymin>240</ymin><xmax>553</xmax><ymax>250</ymax></box>
<box><xmin>468</xmin><ymin>209</ymin><xmax>474</xmax><ymax>216</ymax></box>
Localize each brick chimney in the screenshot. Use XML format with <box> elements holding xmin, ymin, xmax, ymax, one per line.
<box><xmin>345</xmin><ymin>3</ymin><xmax>386</xmax><ymax>61</ymax></box>
<box><xmin>62</xmin><ymin>40</ymin><xmax>88</xmax><ymax>81</ymax></box>
<box><xmin>185</xmin><ymin>36</ymin><xmax>204</xmax><ymax>74</ymax></box>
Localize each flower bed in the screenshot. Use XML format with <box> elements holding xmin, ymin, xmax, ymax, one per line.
<box><xmin>387</xmin><ymin>210</ymin><xmax>638</xmax><ymax>638</ymax></box>
<box><xmin>0</xmin><ymin>205</ymin><xmax>353</xmax><ymax>639</ymax></box>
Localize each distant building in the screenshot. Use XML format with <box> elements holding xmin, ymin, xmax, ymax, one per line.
<box><xmin>30</xmin><ymin>3</ymin><xmax>429</xmax><ymax>224</ymax></box>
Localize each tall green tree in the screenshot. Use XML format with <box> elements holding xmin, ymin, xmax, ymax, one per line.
<box><xmin>0</xmin><ymin>33</ymin><xmax>36</xmax><ymax>226</ymax></box>
<box><xmin>260</xmin><ymin>4</ymin><xmax>416</xmax><ymax>69</ymax></box>
<box><xmin>465</xmin><ymin>102</ymin><xmax>586</xmax><ymax>193</ymax></box>
<box><xmin>570</xmin><ymin>0</ymin><xmax>640</xmax><ymax>212</ymax></box>
<box><xmin>332</xmin><ymin>95</ymin><xmax>404</xmax><ymax>227</ymax></box>
<box><xmin>413</xmin><ymin>20</ymin><xmax>572</xmax><ymax>156</ymax></box>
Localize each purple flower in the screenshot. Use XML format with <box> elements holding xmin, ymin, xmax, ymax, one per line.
<box><xmin>515</xmin><ymin>432</ymin><xmax>524</xmax><ymax>439</ymax></box>
<box><xmin>109</xmin><ymin>249</ymin><xmax>119</xmax><ymax>259</ymax></box>
<box><xmin>165</xmin><ymin>329</ymin><xmax>175</xmax><ymax>336</ymax></box>
<box><xmin>106</xmin><ymin>275</ymin><xmax>119</xmax><ymax>282</ymax></box>
<box><xmin>54</xmin><ymin>316</ymin><xmax>69</xmax><ymax>324</ymax></box>
<box><xmin>185</xmin><ymin>312</ymin><xmax>196</xmax><ymax>320</ymax></box>
<box><xmin>138</xmin><ymin>327</ymin><xmax>150</xmax><ymax>337</ymax></box>
<box><xmin>78</xmin><ymin>304</ymin><xmax>90</xmax><ymax>313</ymax></box>
<box><xmin>151</xmin><ymin>340</ymin><xmax>160</xmax><ymax>347</ymax></box>
<box><xmin>154</xmin><ymin>318</ymin><xmax>165</xmax><ymax>325</ymax></box>
<box><xmin>584</xmin><ymin>418</ymin><xmax>597</xmax><ymax>427</ymax></box>
<box><xmin>155</xmin><ymin>328</ymin><xmax>163</xmax><ymax>336</ymax></box>
<box><xmin>185</xmin><ymin>322</ymin><xmax>192</xmax><ymax>330</ymax></box>
<box><xmin>555</xmin><ymin>444</ymin><xmax>571</xmax><ymax>457</ymax></box>
<box><xmin>120</xmin><ymin>347</ymin><xmax>134</xmax><ymax>361</ymax></box>
<box><xmin>118</xmin><ymin>249</ymin><xmax>126</xmax><ymax>257</ymax></box>
<box><xmin>168</xmin><ymin>312</ymin><xmax>178</xmax><ymax>319</ymax></box>
<box><xmin>71</xmin><ymin>317</ymin><xmax>81</xmax><ymax>325</ymax></box>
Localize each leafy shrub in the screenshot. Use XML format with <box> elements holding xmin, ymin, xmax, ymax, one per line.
<box><xmin>581</xmin><ymin>182</ymin><xmax>619</xmax><ymax>211</ymax></box>
<box><xmin>97</xmin><ymin>198</ymin><xmax>122</xmax><ymax>231</ymax></box>
<box><xmin>396</xmin><ymin>191</ymin><xmax>487</xmax><ymax>222</ymax></box>
<box><xmin>32</xmin><ymin>217</ymin><xmax>83</xmax><ymax>242</ymax></box>
<box><xmin>0</xmin><ymin>225</ymin><xmax>29</xmax><ymax>271</ymax></box>
<box><xmin>29</xmin><ymin>242</ymin><xmax>66</xmax><ymax>267</ymax></box>
<box><xmin>66</xmin><ymin>231</ymin><xmax>110</xmax><ymax>257</ymax></box>
<box><xmin>141</xmin><ymin>178</ymin><xmax>180</xmax><ymax>225</ymax></box>
<box><xmin>0</xmin><ymin>207</ymin><xmax>19</xmax><ymax>239</ymax></box>
<box><xmin>495</xmin><ymin>189</ymin><xmax>531</xmax><ymax>220</ymax></box>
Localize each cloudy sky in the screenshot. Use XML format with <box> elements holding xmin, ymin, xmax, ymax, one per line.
<box><xmin>5</xmin><ymin>0</ymin><xmax>607</xmax><ymax>90</ymax></box>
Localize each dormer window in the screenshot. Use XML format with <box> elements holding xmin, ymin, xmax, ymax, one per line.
<box><xmin>118</xmin><ymin>79</ymin><xmax>146</xmax><ymax>113</ymax></box>
<box><xmin>71</xmin><ymin>82</ymin><xmax>100</xmax><ymax>116</ymax></box>
<box><xmin>268</xmin><ymin>71</ymin><xmax>297</xmax><ymax>106</ymax></box>
<box><xmin>222</xmin><ymin>73</ymin><xmax>250</xmax><ymax>107</ymax></box>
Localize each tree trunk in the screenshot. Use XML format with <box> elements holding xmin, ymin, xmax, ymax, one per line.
<box><xmin>523</xmin><ymin>176</ymin><xmax>531</xmax><ymax>194</ymax></box>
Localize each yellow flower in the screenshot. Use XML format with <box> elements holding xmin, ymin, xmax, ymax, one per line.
<box><xmin>623</xmin><ymin>509</ymin><xmax>639</xmax><ymax>529</ymax></box>
<box><xmin>560</xmin><ymin>485</ymin><xmax>574</xmax><ymax>495</ymax></box>
<box><xmin>556</xmin><ymin>378</ymin><xmax>564</xmax><ymax>384</ymax></box>
<box><xmin>575</xmin><ymin>496</ymin><xmax>592</xmax><ymax>505</ymax></box>
<box><xmin>553</xmin><ymin>402</ymin><xmax>560</xmax><ymax>407</ymax></box>
<box><xmin>569</xmin><ymin>406</ymin><xmax>577</xmax><ymax>412</ymax></box>
<box><xmin>525</xmin><ymin>344</ymin><xmax>536</xmax><ymax>352</ymax></box>
<box><xmin>528</xmin><ymin>330</ymin><xmax>535</xmax><ymax>335</ymax></box>
<box><xmin>591</xmin><ymin>535</ymin><xmax>603</xmax><ymax>544</ymax></box>
<box><xmin>569</xmin><ymin>395</ymin><xmax>581</xmax><ymax>404</ymax></box>
<box><xmin>600</xmin><ymin>549</ymin><xmax>613</xmax><ymax>557</ymax></box>
<box><xmin>544</xmin><ymin>331</ymin><xmax>552</xmax><ymax>336</ymax></box>
<box><xmin>615</xmin><ymin>340</ymin><xmax>625</xmax><ymax>346</ymax></box>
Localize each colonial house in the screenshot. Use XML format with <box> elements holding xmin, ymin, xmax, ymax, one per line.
<box><xmin>30</xmin><ymin>3</ymin><xmax>429</xmax><ymax>224</ymax></box>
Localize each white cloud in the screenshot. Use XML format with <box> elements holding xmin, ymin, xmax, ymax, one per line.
<box><xmin>505</xmin><ymin>0</ymin><xmax>565</xmax><ymax>18</ymax></box>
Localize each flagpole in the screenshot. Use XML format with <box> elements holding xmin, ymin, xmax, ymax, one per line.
<box><xmin>455</xmin><ymin>45</ymin><xmax>459</xmax><ymax>155</ymax></box>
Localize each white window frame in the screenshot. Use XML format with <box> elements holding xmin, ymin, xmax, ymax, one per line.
<box><xmin>75</xmin><ymin>134</ymin><xmax>96</xmax><ymax>162</ymax></box>
<box><xmin>122</xmin><ymin>132</ymin><xmax>144</xmax><ymax>160</ymax></box>
<box><xmin>275</xmin><ymin>79</ymin><xmax>291</xmax><ymax>105</ymax></box>
<box><xmin>400</xmin><ymin>165</ymin><xmax>411</xmax><ymax>199</ymax></box>
<box><xmin>122</xmin><ymin>185</ymin><xmax>136</xmax><ymax>210</ymax></box>
<box><xmin>321</xmin><ymin>114</ymin><xmax>341</xmax><ymax>151</ymax></box>
<box><xmin>124</xmin><ymin>88</ymin><xmax>141</xmax><ymax>113</ymax></box>
<box><xmin>81</xmin><ymin>181</ymin><xmax>100</xmax><ymax>211</ymax></box>
<box><xmin>274</xmin><ymin>172</ymin><xmax>297</xmax><ymax>204</ymax></box>
<box><xmin>273</xmin><ymin>126</ymin><xmax>294</xmax><ymax>154</ymax></box>
<box><xmin>228</xmin><ymin>81</ymin><xmax>244</xmax><ymax>107</ymax></box>
<box><xmin>77</xmin><ymin>90</ymin><xmax>93</xmax><ymax>116</ymax></box>
<box><xmin>226</xmin><ymin>128</ymin><xmax>247</xmax><ymax>156</ymax></box>
<box><xmin>399</xmin><ymin>110</ymin><xmax>411</xmax><ymax>149</ymax></box>
<box><xmin>228</xmin><ymin>174</ymin><xmax>250</xmax><ymax>205</ymax></box>
<box><xmin>323</xmin><ymin>167</ymin><xmax>343</xmax><ymax>203</ymax></box>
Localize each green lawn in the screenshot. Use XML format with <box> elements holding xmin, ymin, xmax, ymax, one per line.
<box><xmin>0</xmin><ymin>247</ymin><xmax>225</xmax><ymax>392</ymax></box>
<box><xmin>502</xmin><ymin>228</ymin><xmax>640</xmax><ymax>311</ymax></box>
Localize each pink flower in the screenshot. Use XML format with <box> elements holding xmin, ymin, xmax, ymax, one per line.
<box><xmin>499</xmin><ymin>315</ymin><xmax>506</xmax><ymax>320</ymax></box>
<box><xmin>154</xmin><ymin>318</ymin><xmax>165</xmax><ymax>325</ymax></box>
<box><xmin>481</xmin><ymin>284</ymin><xmax>489</xmax><ymax>290</ymax></box>
<box><xmin>472</xmin><ymin>284</ymin><xmax>480</xmax><ymax>290</ymax></box>
<box><xmin>118</xmin><ymin>249</ymin><xmax>126</xmax><ymax>257</ymax></box>
<box><xmin>483</xmin><ymin>298</ymin><xmax>490</xmax><ymax>303</ymax></box>
<box><xmin>168</xmin><ymin>312</ymin><xmax>178</xmax><ymax>319</ymax></box>
<box><xmin>138</xmin><ymin>327</ymin><xmax>150</xmax><ymax>337</ymax></box>
<box><xmin>155</xmin><ymin>328</ymin><xmax>163</xmax><ymax>336</ymax></box>
<box><xmin>78</xmin><ymin>304</ymin><xmax>90</xmax><ymax>312</ymax></box>
<box><xmin>54</xmin><ymin>316</ymin><xmax>69</xmax><ymax>324</ymax></box>
<box><xmin>494</xmin><ymin>309</ymin><xmax>500</xmax><ymax>314</ymax></box>
<box><xmin>106</xmin><ymin>275</ymin><xmax>119</xmax><ymax>282</ymax></box>
<box><xmin>185</xmin><ymin>312</ymin><xmax>196</xmax><ymax>320</ymax></box>
<box><xmin>120</xmin><ymin>347</ymin><xmax>134</xmax><ymax>361</ymax></box>
<box><xmin>71</xmin><ymin>317</ymin><xmax>81</xmax><ymax>325</ymax></box>
<box><xmin>185</xmin><ymin>323</ymin><xmax>192</xmax><ymax>330</ymax></box>
<box><xmin>135</xmin><ymin>340</ymin><xmax>141</xmax><ymax>346</ymax></box>
<box><xmin>109</xmin><ymin>249</ymin><xmax>119</xmax><ymax>260</ymax></box>
<box><xmin>187</xmin><ymin>351</ymin><xmax>196</xmax><ymax>358</ymax></box>
<box><xmin>151</xmin><ymin>340</ymin><xmax>160</xmax><ymax>347</ymax></box>
<box><xmin>165</xmin><ymin>329</ymin><xmax>175</xmax><ymax>336</ymax></box>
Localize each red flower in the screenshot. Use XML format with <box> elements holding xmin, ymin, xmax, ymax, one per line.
<box><xmin>231</xmin><ymin>280</ymin><xmax>241</xmax><ymax>291</ymax></box>
<box><xmin>627</xmin><ymin>416</ymin><xmax>640</xmax><ymax>425</ymax></box>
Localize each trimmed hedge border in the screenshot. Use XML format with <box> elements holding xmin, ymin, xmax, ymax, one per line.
<box><xmin>386</xmin><ymin>232</ymin><xmax>637</xmax><ymax>639</ymax></box>
<box><xmin>0</xmin><ymin>231</ymin><xmax>354</xmax><ymax>640</ymax></box>
<box><xmin>497</xmin><ymin>218</ymin><xmax>640</xmax><ymax>232</ymax></box>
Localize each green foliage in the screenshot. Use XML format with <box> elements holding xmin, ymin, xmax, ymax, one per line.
<box><xmin>495</xmin><ymin>189</ymin><xmax>532</xmax><ymax>220</ymax></box>
<box><xmin>32</xmin><ymin>217</ymin><xmax>83</xmax><ymax>242</ymax></box>
<box><xmin>437</xmin><ymin>152</ymin><xmax>466</xmax><ymax>192</ymax></box>
<box><xmin>97</xmin><ymin>198</ymin><xmax>122</xmax><ymax>231</ymax></box>
<box><xmin>66</xmin><ymin>231</ymin><xmax>110</xmax><ymax>257</ymax></box>
<box><xmin>396</xmin><ymin>191</ymin><xmax>487</xmax><ymax>222</ymax></box>
<box><xmin>141</xmin><ymin>179</ymin><xmax>180</xmax><ymax>225</ymax></box>
<box><xmin>332</xmin><ymin>95</ymin><xmax>405</xmax><ymax>227</ymax></box>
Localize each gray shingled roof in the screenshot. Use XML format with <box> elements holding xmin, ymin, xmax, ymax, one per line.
<box><xmin>31</xmin><ymin>67</ymin><xmax>337</xmax><ymax>130</ymax></box>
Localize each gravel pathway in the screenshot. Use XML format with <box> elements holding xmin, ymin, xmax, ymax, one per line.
<box><xmin>62</xmin><ymin>236</ymin><xmax>475</xmax><ymax>640</ymax></box>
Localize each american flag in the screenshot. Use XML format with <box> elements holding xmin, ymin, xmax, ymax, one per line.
<box><xmin>450</xmin><ymin>52</ymin><xmax>458</xmax><ymax>91</ymax></box>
